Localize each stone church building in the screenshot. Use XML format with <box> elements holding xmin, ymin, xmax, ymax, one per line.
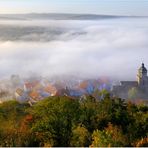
<box><xmin>112</xmin><ymin>63</ymin><xmax>148</xmax><ymax>99</ymax></box>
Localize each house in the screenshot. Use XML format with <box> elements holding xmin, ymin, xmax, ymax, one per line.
<box><xmin>29</xmin><ymin>90</ymin><xmax>42</xmax><ymax>101</ymax></box>
<box><xmin>44</xmin><ymin>84</ymin><xmax>57</xmax><ymax>96</ymax></box>
<box><xmin>55</xmin><ymin>87</ymin><xmax>70</xmax><ymax>96</ymax></box>
<box><xmin>15</xmin><ymin>88</ymin><xmax>24</xmax><ymax>97</ymax></box>
<box><xmin>78</xmin><ymin>80</ymin><xmax>94</xmax><ymax>94</ymax></box>
<box><xmin>15</xmin><ymin>88</ymin><xmax>29</xmax><ymax>102</ymax></box>
<box><xmin>38</xmin><ymin>90</ymin><xmax>50</xmax><ymax>98</ymax></box>
<box><xmin>69</xmin><ymin>88</ymin><xmax>84</xmax><ymax>97</ymax></box>
<box><xmin>24</xmin><ymin>81</ymin><xmax>39</xmax><ymax>92</ymax></box>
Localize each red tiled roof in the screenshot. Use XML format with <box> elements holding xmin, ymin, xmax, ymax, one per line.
<box><xmin>44</xmin><ymin>84</ymin><xmax>57</xmax><ymax>95</ymax></box>
<box><xmin>79</xmin><ymin>81</ymin><xmax>89</xmax><ymax>89</ymax></box>
<box><xmin>29</xmin><ymin>91</ymin><xmax>41</xmax><ymax>100</ymax></box>
<box><xmin>24</xmin><ymin>81</ymin><xmax>39</xmax><ymax>89</ymax></box>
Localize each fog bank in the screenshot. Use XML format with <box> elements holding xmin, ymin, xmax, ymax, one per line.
<box><xmin>0</xmin><ymin>18</ymin><xmax>148</xmax><ymax>80</ymax></box>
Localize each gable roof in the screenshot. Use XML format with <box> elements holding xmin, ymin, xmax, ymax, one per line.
<box><xmin>44</xmin><ymin>84</ymin><xmax>57</xmax><ymax>95</ymax></box>
<box><xmin>78</xmin><ymin>81</ymin><xmax>89</xmax><ymax>89</ymax></box>
<box><xmin>24</xmin><ymin>81</ymin><xmax>39</xmax><ymax>89</ymax></box>
<box><xmin>29</xmin><ymin>91</ymin><xmax>41</xmax><ymax>101</ymax></box>
<box><xmin>16</xmin><ymin>88</ymin><xmax>24</xmax><ymax>96</ymax></box>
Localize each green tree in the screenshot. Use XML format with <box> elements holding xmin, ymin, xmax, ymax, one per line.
<box><xmin>30</xmin><ymin>96</ymin><xmax>81</xmax><ymax>147</ymax></box>
<box><xmin>70</xmin><ymin>124</ymin><xmax>90</xmax><ymax>147</ymax></box>
<box><xmin>79</xmin><ymin>95</ymin><xmax>99</xmax><ymax>132</ymax></box>
<box><xmin>0</xmin><ymin>94</ymin><xmax>147</xmax><ymax>147</ymax></box>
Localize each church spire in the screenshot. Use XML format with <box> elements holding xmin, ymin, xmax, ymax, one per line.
<box><xmin>142</xmin><ymin>63</ymin><xmax>145</xmax><ymax>68</ymax></box>
<box><xmin>137</xmin><ymin>63</ymin><xmax>148</xmax><ymax>86</ymax></box>
<box><xmin>141</xmin><ymin>63</ymin><xmax>147</xmax><ymax>75</ymax></box>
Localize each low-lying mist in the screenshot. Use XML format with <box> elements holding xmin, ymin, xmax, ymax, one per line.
<box><xmin>0</xmin><ymin>17</ymin><xmax>148</xmax><ymax>80</ymax></box>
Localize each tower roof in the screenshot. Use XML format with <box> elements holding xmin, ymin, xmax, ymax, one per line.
<box><xmin>139</xmin><ymin>63</ymin><xmax>147</xmax><ymax>74</ymax></box>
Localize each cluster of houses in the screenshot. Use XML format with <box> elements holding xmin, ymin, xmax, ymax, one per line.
<box><xmin>1</xmin><ymin>63</ymin><xmax>148</xmax><ymax>105</ymax></box>
<box><xmin>14</xmin><ymin>77</ymin><xmax>111</xmax><ymax>105</ymax></box>
<box><xmin>8</xmin><ymin>63</ymin><xmax>148</xmax><ymax>106</ymax></box>
<box><xmin>2</xmin><ymin>63</ymin><xmax>148</xmax><ymax>106</ymax></box>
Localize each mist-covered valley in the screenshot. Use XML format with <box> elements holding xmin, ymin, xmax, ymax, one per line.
<box><xmin>0</xmin><ymin>14</ymin><xmax>148</xmax><ymax>81</ymax></box>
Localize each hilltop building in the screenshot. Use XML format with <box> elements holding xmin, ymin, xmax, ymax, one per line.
<box><xmin>112</xmin><ymin>63</ymin><xmax>148</xmax><ymax>99</ymax></box>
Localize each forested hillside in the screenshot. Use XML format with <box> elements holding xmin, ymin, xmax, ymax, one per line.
<box><xmin>0</xmin><ymin>94</ymin><xmax>147</xmax><ymax>147</ymax></box>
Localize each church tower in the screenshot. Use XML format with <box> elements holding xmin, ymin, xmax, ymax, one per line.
<box><xmin>137</xmin><ymin>63</ymin><xmax>148</xmax><ymax>90</ymax></box>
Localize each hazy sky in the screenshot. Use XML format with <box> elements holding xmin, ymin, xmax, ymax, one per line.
<box><xmin>0</xmin><ymin>0</ymin><xmax>148</xmax><ymax>16</ymax></box>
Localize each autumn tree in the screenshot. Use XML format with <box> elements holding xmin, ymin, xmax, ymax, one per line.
<box><xmin>70</xmin><ymin>124</ymin><xmax>90</xmax><ymax>147</ymax></box>
<box><xmin>91</xmin><ymin>123</ymin><xmax>127</xmax><ymax>147</ymax></box>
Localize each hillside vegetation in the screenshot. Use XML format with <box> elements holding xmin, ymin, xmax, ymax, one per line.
<box><xmin>0</xmin><ymin>94</ymin><xmax>147</xmax><ymax>147</ymax></box>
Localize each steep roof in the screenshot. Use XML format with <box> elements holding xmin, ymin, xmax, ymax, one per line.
<box><xmin>29</xmin><ymin>91</ymin><xmax>41</xmax><ymax>100</ymax></box>
<box><xmin>16</xmin><ymin>88</ymin><xmax>24</xmax><ymax>96</ymax></box>
<box><xmin>44</xmin><ymin>84</ymin><xmax>57</xmax><ymax>95</ymax></box>
<box><xmin>79</xmin><ymin>81</ymin><xmax>89</xmax><ymax>89</ymax></box>
<box><xmin>24</xmin><ymin>81</ymin><xmax>39</xmax><ymax>89</ymax></box>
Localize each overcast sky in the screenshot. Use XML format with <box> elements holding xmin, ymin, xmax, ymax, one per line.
<box><xmin>0</xmin><ymin>0</ymin><xmax>148</xmax><ymax>16</ymax></box>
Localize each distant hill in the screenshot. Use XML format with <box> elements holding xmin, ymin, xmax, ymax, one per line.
<box><xmin>0</xmin><ymin>13</ymin><xmax>146</xmax><ymax>21</ymax></box>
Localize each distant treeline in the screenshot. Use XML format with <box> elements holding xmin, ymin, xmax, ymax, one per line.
<box><xmin>0</xmin><ymin>93</ymin><xmax>147</xmax><ymax>147</ymax></box>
